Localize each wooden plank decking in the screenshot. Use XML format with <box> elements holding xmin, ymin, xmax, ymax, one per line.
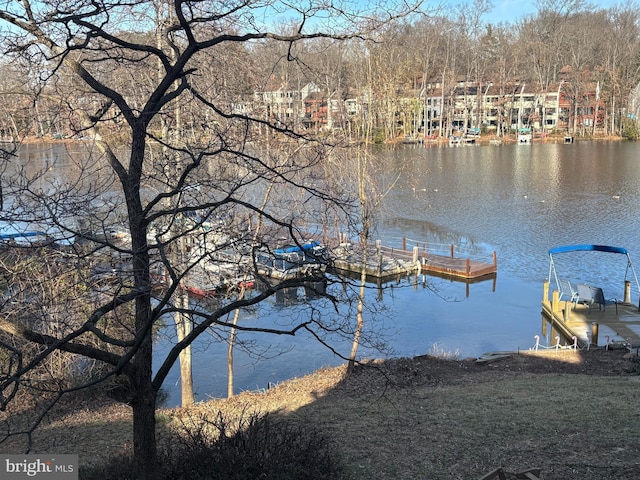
<box><xmin>420</xmin><ymin>252</ymin><xmax>497</xmax><ymax>279</ymax></box>
<box><xmin>378</xmin><ymin>243</ymin><xmax>497</xmax><ymax>279</ymax></box>
<box><xmin>542</xmin><ymin>281</ymin><xmax>640</xmax><ymax>349</ymax></box>
<box><xmin>273</xmin><ymin>232</ymin><xmax>497</xmax><ymax>281</ymax></box>
<box><xmin>329</xmin><ymin>241</ymin><xmax>497</xmax><ymax>281</ymax></box>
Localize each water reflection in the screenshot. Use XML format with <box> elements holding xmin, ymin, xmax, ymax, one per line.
<box><xmin>272</xmin><ymin>280</ymin><xmax>327</xmax><ymax>306</ymax></box>
<box><xmin>379</xmin><ymin>141</ymin><xmax>640</xmax><ymax>282</ymax></box>
<box><xmin>13</xmin><ymin>140</ymin><xmax>640</xmax><ymax>406</ymax></box>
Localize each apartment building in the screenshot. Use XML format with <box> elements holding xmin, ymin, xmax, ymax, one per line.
<box><xmin>251</xmin><ymin>78</ymin><xmax>604</xmax><ymax>137</ymax></box>
<box><xmin>253</xmin><ymin>81</ymin><xmax>321</xmax><ymax>126</ymax></box>
<box><xmin>420</xmin><ymin>80</ymin><xmax>601</xmax><ymax>136</ymax></box>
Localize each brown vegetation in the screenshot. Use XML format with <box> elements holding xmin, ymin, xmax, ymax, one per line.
<box><xmin>2</xmin><ymin>348</ymin><xmax>639</xmax><ymax>479</ymax></box>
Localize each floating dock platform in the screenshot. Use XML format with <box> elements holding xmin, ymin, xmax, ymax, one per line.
<box><xmin>329</xmin><ymin>240</ymin><xmax>497</xmax><ymax>281</ymax></box>
<box><xmin>541</xmin><ymin>281</ymin><xmax>640</xmax><ymax>349</ymax></box>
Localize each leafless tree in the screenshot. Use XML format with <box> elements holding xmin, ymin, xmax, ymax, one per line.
<box><xmin>600</xmin><ymin>4</ymin><xmax>640</xmax><ymax>135</ymax></box>
<box><xmin>0</xmin><ymin>0</ymin><xmax>420</xmax><ymax>478</ymax></box>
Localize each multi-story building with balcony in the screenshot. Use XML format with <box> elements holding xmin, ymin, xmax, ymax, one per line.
<box><xmin>249</xmin><ymin>75</ymin><xmax>606</xmax><ymax>139</ymax></box>
<box><xmin>253</xmin><ymin>81</ymin><xmax>321</xmax><ymax>127</ymax></box>
<box><xmin>420</xmin><ymin>79</ymin><xmax>602</xmax><ymax>137</ymax></box>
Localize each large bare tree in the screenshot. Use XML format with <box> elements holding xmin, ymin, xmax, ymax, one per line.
<box><xmin>0</xmin><ymin>0</ymin><xmax>419</xmax><ymax>478</ymax></box>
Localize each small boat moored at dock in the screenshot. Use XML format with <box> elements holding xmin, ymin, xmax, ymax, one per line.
<box><xmin>517</xmin><ymin>127</ymin><xmax>532</xmax><ymax>144</ymax></box>
<box><xmin>181</xmin><ymin>262</ymin><xmax>255</xmax><ymax>298</ymax></box>
<box><xmin>449</xmin><ymin>134</ymin><xmax>477</xmax><ymax>146</ymax></box>
<box><xmin>255</xmin><ymin>240</ymin><xmax>330</xmax><ymax>280</ymax></box>
<box><xmin>542</xmin><ymin>244</ymin><xmax>640</xmax><ymax>349</ymax></box>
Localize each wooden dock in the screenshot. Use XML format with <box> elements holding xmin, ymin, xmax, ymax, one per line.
<box><xmin>422</xmin><ymin>251</ymin><xmax>497</xmax><ymax>279</ymax></box>
<box><xmin>541</xmin><ymin>281</ymin><xmax>640</xmax><ymax>349</ymax></box>
<box><xmin>329</xmin><ymin>239</ymin><xmax>497</xmax><ymax>281</ymax></box>
<box><xmin>330</xmin><ymin>243</ymin><xmax>420</xmax><ymax>281</ymax></box>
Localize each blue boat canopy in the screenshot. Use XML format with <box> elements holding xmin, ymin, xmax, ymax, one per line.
<box><xmin>548</xmin><ymin>244</ymin><xmax>628</xmax><ymax>255</ymax></box>
<box><xmin>547</xmin><ymin>244</ymin><xmax>640</xmax><ymax>304</ymax></box>
<box><xmin>275</xmin><ymin>240</ymin><xmax>320</xmax><ymax>255</ymax></box>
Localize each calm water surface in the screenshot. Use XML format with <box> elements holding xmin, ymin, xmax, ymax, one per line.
<box><xmin>16</xmin><ymin>141</ymin><xmax>640</xmax><ymax>406</ymax></box>
<box><xmin>159</xmin><ymin>141</ymin><xmax>640</xmax><ymax>406</ymax></box>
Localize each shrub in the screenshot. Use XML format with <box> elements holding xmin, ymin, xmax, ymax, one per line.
<box><xmin>80</xmin><ymin>410</ymin><xmax>343</xmax><ymax>480</ymax></box>
<box><xmin>624</xmin><ymin>355</ymin><xmax>640</xmax><ymax>375</ymax></box>
<box><xmin>621</xmin><ymin>117</ymin><xmax>638</xmax><ymax>140</ymax></box>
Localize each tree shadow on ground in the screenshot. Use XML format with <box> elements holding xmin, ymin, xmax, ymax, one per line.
<box><xmin>2</xmin><ymin>348</ymin><xmax>640</xmax><ymax>479</ymax></box>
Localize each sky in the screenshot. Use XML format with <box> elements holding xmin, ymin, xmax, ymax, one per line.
<box><xmin>481</xmin><ymin>0</ymin><xmax>621</xmax><ymax>24</ymax></box>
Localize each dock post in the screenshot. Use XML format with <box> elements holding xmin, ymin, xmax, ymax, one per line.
<box><xmin>412</xmin><ymin>246</ymin><xmax>419</xmax><ymax>263</ymax></box>
<box><xmin>493</xmin><ymin>251</ymin><xmax>497</xmax><ymax>268</ymax></box>
<box><xmin>450</xmin><ymin>244</ymin><xmax>454</xmax><ymax>258</ymax></box>
<box><xmin>563</xmin><ymin>301</ymin><xmax>571</xmax><ymax>322</ymax></box>
<box><xmin>591</xmin><ymin>322</ymin><xmax>599</xmax><ymax>346</ymax></box>
<box><xmin>551</xmin><ymin>289</ymin><xmax>560</xmax><ymax>313</ymax></box>
<box><xmin>624</xmin><ymin>280</ymin><xmax>631</xmax><ymax>304</ymax></box>
<box><xmin>543</xmin><ymin>281</ymin><xmax>549</xmax><ymax>303</ymax></box>
<box><xmin>466</xmin><ymin>258</ymin><xmax>470</xmax><ymax>276</ymax></box>
<box><xmin>402</xmin><ymin>237</ymin><xmax>407</xmax><ymax>251</ymax></box>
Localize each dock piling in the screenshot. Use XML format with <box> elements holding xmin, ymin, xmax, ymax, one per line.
<box><xmin>591</xmin><ymin>322</ymin><xmax>599</xmax><ymax>346</ymax></box>
<box><xmin>551</xmin><ymin>289</ymin><xmax>560</xmax><ymax>313</ymax></box>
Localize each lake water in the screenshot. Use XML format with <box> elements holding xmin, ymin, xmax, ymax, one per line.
<box><xmin>14</xmin><ymin>140</ymin><xmax>640</xmax><ymax>406</ymax></box>
<box><xmin>155</xmin><ymin>140</ymin><xmax>640</xmax><ymax>406</ymax></box>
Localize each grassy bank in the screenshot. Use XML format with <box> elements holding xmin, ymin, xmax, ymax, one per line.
<box><xmin>2</xmin><ymin>349</ymin><xmax>639</xmax><ymax>479</ymax></box>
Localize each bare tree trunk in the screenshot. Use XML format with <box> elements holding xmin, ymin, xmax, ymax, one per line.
<box><xmin>348</xmin><ymin>109</ymin><xmax>371</xmax><ymax>373</ymax></box>
<box><xmin>348</xmin><ymin>82</ymin><xmax>369</xmax><ymax>372</ymax></box>
<box><xmin>160</xmin><ymin>48</ymin><xmax>194</xmax><ymax>405</ymax></box>
<box><xmin>227</xmin><ymin>281</ymin><xmax>251</xmax><ymax>398</ymax></box>
<box><xmin>227</xmin><ymin>181</ymin><xmax>274</xmax><ymax>396</ymax></box>
<box><xmin>227</xmin><ymin>306</ymin><xmax>240</xmax><ymax>398</ymax></box>
<box><xmin>611</xmin><ymin>95</ymin><xmax>616</xmax><ymax>135</ymax></box>
<box><xmin>130</xmin><ymin>339</ymin><xmax>158</xmax><ymax>480</ymax></box>
<box><xmin>348</xmin><ymin>246</ymin><xmax>366</xmax><ymax>373</ymax></box>
<box><xmin>33</xmin><ymin>100</ymin><xmax>44</xmax><ymax>137</ymax></box>
<box><xmin>128</xmin><ymin>173</ymin><xmax>159</xmax><ymax>479</ymax></box>
<box><xmin>176</xmin><ymin>272</ymin><xmax>194</xmax><ymax>405</ymax></box>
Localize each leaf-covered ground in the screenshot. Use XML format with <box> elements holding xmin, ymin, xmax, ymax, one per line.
<box><xmin>2</xmin><ymin>348</ymin><xmax>640</xmax><ymax>479</ymax></box>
